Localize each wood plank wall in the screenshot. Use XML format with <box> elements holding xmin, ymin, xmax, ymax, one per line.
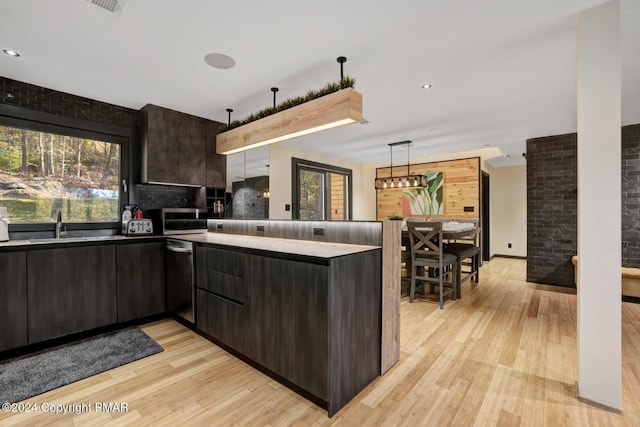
<box><xmin>330</xmin><ymin>173</ymin><xmax>345</xmax><ymax>220</ymax></box>
<box><xmin>376</xmin><ymin>157</ymin><xmax>481</xmax><ymax>220</ymax></box>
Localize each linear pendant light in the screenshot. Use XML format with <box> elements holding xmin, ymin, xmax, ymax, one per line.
<box><xmin>375</xmin><ymin>140</ymin><xmax>425</xmax><ymax>190</ymax></box>
<box><xmin>216</xmin><ymin>57</ymin><xmax>363</xmax><ymax>155</ymax></box>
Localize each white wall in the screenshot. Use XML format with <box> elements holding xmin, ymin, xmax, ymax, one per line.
<box><xmin>269</xmin><ymin>144</ymin><xmax>376</xmax><ymax>220</ymax></box>
<box><xmin>485</xmin><ymin>164</ymin><xmax>527</xmax><ymax>257</ymax></box>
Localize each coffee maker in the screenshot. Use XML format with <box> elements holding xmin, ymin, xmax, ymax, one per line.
<box><xmin>0</xmin><ymin>207</ymin><xmax>8</xmax><ymax>242</ymax></box>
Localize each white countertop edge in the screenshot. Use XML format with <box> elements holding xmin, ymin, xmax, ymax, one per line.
<box><xmin>172</xmin><ymin>233</ymin><xmax>381</xmax><ymax>259</ymax></box>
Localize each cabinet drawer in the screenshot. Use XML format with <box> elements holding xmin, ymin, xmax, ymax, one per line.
<box><xmin>196</xmin><ymin>269</ymin><xmax>245</xmax><ymax>304</ymax></box>
<box><xmin>196</xmin><ymin>246</ymin><xmax>244</xmax><ymax>277</ymax></box>
<box><xmin>196</xmin><ymin>289</ymin><xmax>245</xmax><ymax>352</ymax></box>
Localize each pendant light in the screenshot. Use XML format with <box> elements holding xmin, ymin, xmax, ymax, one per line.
<box><xmin>375</xmin><ymin>140</ymin><xmax>425</xmax><ymax>190</ymax></box>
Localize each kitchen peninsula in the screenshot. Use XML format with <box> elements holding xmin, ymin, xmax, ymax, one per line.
<box><xmin>185</xmin><ymin>232</ymin><xmax>382</xmax><ymax>416</ymax></box>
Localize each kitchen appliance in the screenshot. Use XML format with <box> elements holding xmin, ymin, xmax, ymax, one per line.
<box><xmin>0</xmin><ymin>207</ymin><xmax>8</xmax><ymax>242</ymax></box>
<box><xmin>122</xmin><ymin>218</ymin><xmax>154</xmax><ymax>236</ymax></box>
<box><xmin>165</xmin><ymin>239</ymin><xmax>194</xmax><ymax>323</ymax></box>
<box><xmin>153</xmin><ymin>208</ymin><xmax>207</xmax><ymax>235</ymax></box>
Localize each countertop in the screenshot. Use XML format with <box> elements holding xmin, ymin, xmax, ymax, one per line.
<box><xmin>0</xmin><ymin>234</ymin><xmax>164</xmax><ymax>250</ymax></box>
<box><xmin>172</xmin><ymin>233</ymin><xmax>381</xmax><ymax>259</ymax></box>
<box><xmin>0</xmin><ymin>232</ymin><xmax>380</xmax><ymax>259</ymax></box>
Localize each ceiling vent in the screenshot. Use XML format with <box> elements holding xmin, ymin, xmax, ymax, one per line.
<box><xmin>86</xmin><ymin>0</ymin><xmax>128</xmax><ymax>15</ymax></box>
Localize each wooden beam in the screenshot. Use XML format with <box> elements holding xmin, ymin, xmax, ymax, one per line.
<box><xmin>216</xmin><ymin>88</ymin><xmax>362</xmax><ymax>155</ymax></box>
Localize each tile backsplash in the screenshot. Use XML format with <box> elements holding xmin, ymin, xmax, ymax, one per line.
<box><xmin>135</xmin><ymin>184</ymin><xmax>200</xmax><ymax>211</ymax></box>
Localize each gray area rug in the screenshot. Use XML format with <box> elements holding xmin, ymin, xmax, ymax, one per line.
<box><xmin>0</xmin><ymin>327</ymin><xmax>163</xmax><ymax>404</ymax></box>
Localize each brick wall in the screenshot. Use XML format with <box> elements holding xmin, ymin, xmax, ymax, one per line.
<box><xmin>527</xmin><ymin>124</ymin><xmax>640</xmax><ymax>287</ymax></box>
<box><xmin>232</xmin><ymin>176</ymin><xmax>269</xmax><ymax>219</ymax></box>
<box><xmin>622</xmin><ymin>124</ymin><xmax>640</xmax><ymax>267</ymax></box>
<box><xmin>1</xmin><ymin>77</ymin><xmax>138</xmax><ymax>130</ymax></box>
<box><xmin>526</xmin><ymin>133</ymin><xmax>577</xmax><ymax>287</ymax></box>
<box><xmin>135</xmin><ymin>184</ymin><xmax>200</xmax><ymax>211</ymax></box>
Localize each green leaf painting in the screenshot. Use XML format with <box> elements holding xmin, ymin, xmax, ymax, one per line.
<box><xmin>401</xmin><ymin>172</ymin><xmax>444</xmax><ymax>216</ymax></box>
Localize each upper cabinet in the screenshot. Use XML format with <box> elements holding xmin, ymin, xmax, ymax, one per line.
<box><xmin>206</xmin><ymin>120</ymin><xmax>226</xmax><ymax>188</ymax></box>
<box><xmin>140</xmin><ymin>104</ymin><xmax>225</xmax><ymax>187</ymax></box>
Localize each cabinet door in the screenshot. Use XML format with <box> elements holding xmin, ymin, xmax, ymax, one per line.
<box><xmin>206</xmin><ymin>120</ymin><xmax>226</xmax><ymax>188</ymax></box>
<box><xmin>0</xmin><ymin>251</ymin><xmax>27</xmax><ymax>351</ymax></box>
<box><xmin>141</xmin><ymin>104</ymin><xmax>180</xmax><ymax>183</ymax></box>
<box><xmin>27</xmin><ymin>245</ymin><xmax>117</xmax><ymax>343</ymax></box>
<box><xmin>245</xmin><ymin>254</ymin><xmax>328</xmax><ymax>400</ymax></box>
<box><xmin>196</xmin><ymin>289</ymin><xmax>246</xmax><ymax>352</ymax></box>
<box><xmin>116</xmin><ymin>241</ymin><xmax>166</xmax><ymax>322</ymax></box>
<box><xmin>179</xmin><ymin>114</ymin><xmax>207</xmax><ymax>185</ymax></box>
<box><xmin>195</xmin><ymin>246</ymin><xmax>246</xmax><ymax>351</ymax></box>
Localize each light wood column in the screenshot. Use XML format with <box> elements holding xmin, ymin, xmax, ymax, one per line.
<box><xmin>381</xmin><ymin>219</ymin><xmax>400</xmax><ymax>373</ymax></box>
<box><xmin>576</xmin><ymin>0</ymin><xmax>622</xmax><ymax>411</ymax></box>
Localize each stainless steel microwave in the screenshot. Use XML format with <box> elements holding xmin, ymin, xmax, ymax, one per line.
<box><xmin>157</xmin><ymin>208</ymin><xmax>207</xmax><ymax>235</ymax></box>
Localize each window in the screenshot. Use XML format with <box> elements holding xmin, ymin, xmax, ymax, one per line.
<box><xmin>292</xmin><ymin>157</ymin><xmax>352</xmax><ymax>220</ymax></box>
<box><xmin>0</xmin><ymin>124</ymin><xmax>123</xmax><ymax>223</ymax></box>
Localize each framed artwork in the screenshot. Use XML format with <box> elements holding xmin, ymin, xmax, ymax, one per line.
<box><xmin>401</xmin><ymin>172</ymin><xmax>444</xmax><ymax>216</ymax></box>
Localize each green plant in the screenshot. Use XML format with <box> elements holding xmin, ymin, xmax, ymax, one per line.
<box><xmin>387</xmin><ymin>214</ymin><xmax>404</xmax><ymax>221</ymax></box>
<box><xmin>221</xmin><ymin>76</ymin><xmax>356</xmax><ymax>132</ymax></box>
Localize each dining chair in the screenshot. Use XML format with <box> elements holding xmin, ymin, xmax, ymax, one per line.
<box><xmin>443</xmin><ymin>219</ymin><xmax>480</xmax><ymax>299</ymax></box>
<box><xmin>406</xmin><ymin>220</ymin><xmax>458</xmax><ymax>308</ymax></box>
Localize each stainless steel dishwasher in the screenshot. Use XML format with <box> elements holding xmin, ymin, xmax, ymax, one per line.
<box><xmin>165</xmin><ymin>239</ymin><xmax>194</xmax><ymax>323</ymax></box>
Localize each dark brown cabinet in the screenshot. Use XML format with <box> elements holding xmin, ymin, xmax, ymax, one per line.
<box><xmin>194</xmin><ymin>243</ymin><xmax>382</xmax><ymax>416</ymax></box>
<box><xmin>244</xmin><ymin>254</ymin><xmax>328</xmax><ymax>400</ymax></box>
<box><xmin>0</xmin><ymin>251</ymin><xmax>27</xmax><ymax>351</ymax></box>
<box><xmin>196</xmin><ymin>246</ymin><xmax>246</xmax><ymax>352</ymax></box>
<box><xmin>179</xmin><ymin>114</ymin><xmax>207</xmax><ymax>185</ymax></box>
<box><xmin>140</xmin><ymin>104</ymin><xmax>226</xmax><ymax>187</ymax></box>
<box><xmin>27</xmin><ymin>245</ymin><xmax>117</xmax><ymax>344</ymax></box>
<box><xmin>206</xmin><ymin>121</ymin><xmax>226</xmax><ymax>188</ymax></box>
<box><xmin>116</xmin><ymin>241</ymin><xmax>166</xmax><ymax>323</ymax></box>
<box><xmin>140</xmin><ymin>104</ymin><xmax>181</xmax><ymax>184</ymax></box>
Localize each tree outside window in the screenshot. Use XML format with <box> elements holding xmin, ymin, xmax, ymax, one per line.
<box><xmin>0</xmin><ymin>125</ymin><xmax>120</xmax><ymax>223</ymax></box>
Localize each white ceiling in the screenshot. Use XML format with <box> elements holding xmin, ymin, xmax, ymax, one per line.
<box><xmin>2</xmin><ymin>0</ymin><xmax>639</xmax><ymax>183</ymax></box>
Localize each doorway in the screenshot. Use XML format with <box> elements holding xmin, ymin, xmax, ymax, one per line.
<box><xmin>482</xmin><ymin>171</ymin><xmax>490</xmax><ymax>261</ymax></box>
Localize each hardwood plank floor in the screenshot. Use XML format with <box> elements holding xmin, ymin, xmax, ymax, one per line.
<box><xmin>2</xmin><ymin>257</ymin><xmax>639</xmax><ymax>426</ymax></box>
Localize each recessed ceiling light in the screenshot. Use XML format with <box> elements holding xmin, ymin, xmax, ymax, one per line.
<box><xmin>204</xmin><ymin>53</ymin><xmax>235</xmax><ymax>70</ymax></box>
<box><xmin>421</xmin><ymin>83</ymin><xmax>432</xmax><ymax>90</ymax></box>
<box><xmin>3</xmin><ymin>49</ymin><xmax>20</xmax><ymax>57</ymax></box>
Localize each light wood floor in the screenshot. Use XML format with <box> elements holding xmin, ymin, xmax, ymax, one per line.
<box><xmin>2</xmin><ymin>257</ymin><xmax>640</xmax><ymax>426</ymax></box>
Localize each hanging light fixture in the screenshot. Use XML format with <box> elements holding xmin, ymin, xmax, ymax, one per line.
<box><xmin>217</xmin><ymin>57</ymin><xmax>363</xmax><ymax>155</ymax></box>
<box><xmin>375</xmin><ymin>140</ymin><xmax>425</xmax><ymax>190</ymax></box>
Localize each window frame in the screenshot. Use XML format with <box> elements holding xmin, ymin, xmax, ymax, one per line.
<box><xmin>291</xmin><ymin>157</ymin><xmax>352</xmax><ymax>220</ymax></box>
<box><xmin>0</xmin><ymin>104</ymin><xmax>131</xmax><ymax>234</ymax></box>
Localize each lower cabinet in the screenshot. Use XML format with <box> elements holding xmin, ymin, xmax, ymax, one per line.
<box><xmin>0</xmin><ymin>251</ymin><xmax>27</xmax><ymax>351</ymax></box>
<box><xmin>116</xmin><ymin>241</ymin><xmax>166</xmax><ymax>322</ymax></box>
<box><xmin>196</xmin><ymin>246</ymin><xmax>247</xmax><ymax>352</ymax></box>
<box><xmin>195</xmin><ymin>243</ymin><xmax>381</xmax><ymax>416</ymax></box>
<box><xmin>196</xmin><ymin>289</ymin><xmax>246</xmax><ymax>352</ymax></box>
<box><xmin>27</xmin><ymin>245</ymin><xmax>117</xmax><ymax>343</ymax></box>
<box><xmin>244</xmin><ymin>253</ymin><xmax>328</xmax><ymax>400</ymax></box>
